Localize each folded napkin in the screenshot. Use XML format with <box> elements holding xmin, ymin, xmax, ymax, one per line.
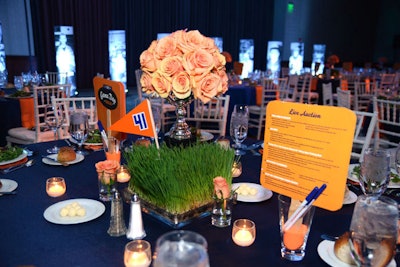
<box><xmin>0</xmin><ymin>157</ymin><xmax>28</xmax><ymax>170</ymax></box>
<box><xmin>19</xmin><ymin>98</ymin><xmax>35</xmax><ymax>128</ymax></box>
<box><xmin>84</xmin><ymin>144</ymin><xmax>103</xmax><ymax>151</ymax></box>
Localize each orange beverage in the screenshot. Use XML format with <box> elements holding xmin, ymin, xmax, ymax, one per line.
<box><xmin>106</xmin><ymin>151</ymin><xmax>121</xmax><ymax>162</ymax></box>
<box><xmin>283</xmin><ymin>224</ymin><xmax>308</xmax><ymax>250</ymax></box>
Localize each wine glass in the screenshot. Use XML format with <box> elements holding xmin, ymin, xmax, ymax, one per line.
<box><xmin>69</xmin><ymin>111</ymin><xmax>89</xmax><ymax>155</ymax></box>
<box><xmin>14</xmin><ymin>76</ymin><xmax>23</xmax><ymax>90</ymax></box>
<box><xmin>45</xmin><ymin>104</ymin><xmax>65</xmax><ymax>154</ymax></box>
<box><xmin>230</xmin><ymin>105</ymin><xmax>249</xmax><ymax>156</ymax></box>
<box><xmin>349</xmin><ymin>195</ymin><xmax>398</xmax><ymax>267</ymax></box>
<box><xmin>359</xmin><ymin>147</ymin><xmax>391</xmax><ymax>197</ymax></box>
<box><xmin>151</xmin><ymin>104</ymin><xmax>161</xmax><ymax>135</ymax></box>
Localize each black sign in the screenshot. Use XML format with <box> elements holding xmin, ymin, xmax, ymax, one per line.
<box><xmin>98</xmin><ymin>85</ymin><xmax>118</xmax><ymax>110</ymax></box>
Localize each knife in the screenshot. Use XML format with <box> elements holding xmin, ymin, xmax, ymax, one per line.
<box><xmin>41</xmin><ymin>155</ymin><xmax>69</xmax><ymax>166</ymax></box>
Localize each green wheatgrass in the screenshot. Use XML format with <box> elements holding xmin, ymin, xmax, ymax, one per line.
<box><xmin>124</xmin><ymin>142</ymin><xmax>235</xmax><ymax>214</ymax></box>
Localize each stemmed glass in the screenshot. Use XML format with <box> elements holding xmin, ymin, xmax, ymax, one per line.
<box><xmin>349</xmin><ymin>195</ymin><xmax>398</xmax><ymax>267</ymax></box>
<box><xmin>151</xmin><ymin>104</ymin><xmax>161</xmax><ymax>136</ymax></box>
<box><xmin>230</xmin><ymin>105</ymin><xmax>249</xmax><ymax>156</ymax></box>
<box><xmin>14</xmin><ymin>76</ymin><xmax>23</xmax><ymax>90</ymax></box>
<box><xmin>45</xmin><ymin>104</ymin><xmax>65</xmax><ymax>154</ymax></box>
<box><xmin>69</xmin><ymin>111</ymin><xmax>89</xmax><ymax>155</ymax></box>
<box><xmin>359</xmin><ymin>147</ymin><xmax>391</xmax><ymax>197</ymax></box>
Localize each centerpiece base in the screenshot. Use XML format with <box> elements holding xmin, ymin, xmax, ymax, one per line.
<box><xmin>164</xmin><ymin>134</ymin><xmax>197</xmax><ymax>148</ymax></box>
<box><xmin>121</xmin><ymin>188</ymin><xmax>212</xmax><ymax>229</ymax></box>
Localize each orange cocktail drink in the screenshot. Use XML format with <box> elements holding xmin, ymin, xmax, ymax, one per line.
<box><xmin>283</xmin><ymin>224</ymin><xmax>308</xmax><ymax>250</ymax></box>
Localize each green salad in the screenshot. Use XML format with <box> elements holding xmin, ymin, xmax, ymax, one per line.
<box><xmin>352</xmin><ymin>164</ymin><xmax>400</xmax><ymax>183</ymax></box>
<box><xmin>0</xmin><ymin>146</ymin><xmax>24</xmax><ymax>162</ymax></box>
<box><xmin>86</xmin><ymin>129</ymin><xmax>102</xmax><ymax>144</ymax></box>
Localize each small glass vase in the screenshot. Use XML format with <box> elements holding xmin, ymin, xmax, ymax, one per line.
<box><xmin>97</xmin><ymin>171</ymin><xmax>117</xmax><ymax>201</ymax></box>
<box><xmin>211</xmin><ymin>193</ymin><xmax>234</xmax><ymax>227</ymax></box>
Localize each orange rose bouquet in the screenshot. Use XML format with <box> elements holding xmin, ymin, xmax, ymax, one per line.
<box><xmin>140</xmin><ymin>29</ymin><xmax>228</xmax><ymax>104</ymax></box>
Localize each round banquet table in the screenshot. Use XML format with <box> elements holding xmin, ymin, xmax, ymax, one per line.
<box><xmin>0</xmin><ymin>138</ymin><xmax>399</xmax><ymax>267</ymax></box>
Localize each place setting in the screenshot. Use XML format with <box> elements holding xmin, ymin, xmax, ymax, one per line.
<box><xmin>0</xmin><ymin>146</ymin><xmax>32</xmax><ymax>174</ymax></box>
<box><xmin>0</xmin><ymin>178</ymin><xmax>18</xmax><ymax>195</ymax></box>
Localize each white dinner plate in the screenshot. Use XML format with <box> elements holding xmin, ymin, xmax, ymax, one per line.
<box><xmin>69</xmin><ymin>138</ymin><xmax>103</xmax><ymax>146</ymax></box>
<box><xmin>232</xmin><ymin>182</ymin><xmax>273</xmax><ymax>202</ymax></box>
<box><xmin>348</xmin><ymin>164</ymin><xmax>400</xmax><ymax>189</ymax></box>
<box><xmin>42</xmin><ymin>153</ymin><xmax>85</xmax><ymax>166</ymax></box>
<box><xmin>200</xmin><ymin>131</ymin><xmax>214</xmax><ymax>142</ymax></box>
<box><xmin>343</xmin><ymin>190</ymin><xmax>357</xmax><ymax>205</ymax></box>
<box><xmin>43</xmin><ymin>198</ymin><xmax>106</xmax><ymax>225</ymax></box>
<box><xmin>317</xmin><ymin>240</ymin><xmax>396</xmax><ymax>267</ymax></box>
<box><xmin>0</xmin><ymin>150</ymin><xmax>28</xmax><ymax>166</ymax></box>
<box><xmin>0</xmin><ymin>179</ymin><xmax>18</xmax><ymax>195</ymax></box>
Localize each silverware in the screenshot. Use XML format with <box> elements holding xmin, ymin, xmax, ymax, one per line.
<box><xmin>41</xmin><ymin>155</ymin><xmax>69</xmax><ymax>166</ymax></box>
<box><xmin>249</xmin><ymin>149</ymin><xmax>261</xmax><ymax>156</ymax></box>
<box><xmin>244</xmin><ymin>141</ymin><xmax>263</xmax><ymax>151</ymax></box>
<box><xmin>1</xmin><ymin>159</ymin><xmax>35</xmax><ymax>174</ymax></box>
<box><xmin>320</xmin><ymin>234</ymin><xmax>338</xmax><ymax>241</ymax></box>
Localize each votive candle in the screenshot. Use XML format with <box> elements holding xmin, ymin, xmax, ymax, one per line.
<box><xmin>117</xmin><ymin>166</ymin><xmax>131</xmax><ymax>183</ymax></box>
<box><xmin>124</xmin><ymin>240</ymin><xmax>151</xmax><ymax>267</ymax></box>
<box><xmin>46</xmin><ymin>177</ymin><xmax>66</xmax><ymax>197</ymax></box>
<box><xmin>232</xmin><ymin>219</ymin><xmax>256</xmax><ymax>247</ymax></box>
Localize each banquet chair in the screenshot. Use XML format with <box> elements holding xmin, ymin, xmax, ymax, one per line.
<box><xmin>378</xmin><ymin>73</ymin><xmax>396</xmax><ymax>95</ymax></box>
<box><xmin>280</xmin><ymin>75</ymin><xmax>298</xmax><ymax>102</ymax></box>
<box><xmin>351</xmin><ymin>110</ymin><xmax>378</xmax><ymax>162</ymax></box>
<box><xmin>51</xmin><ymin>96</ymin><xmax>98</xmax><ymax>138</ymax></box>
<box><xmin>353</xmin><ymin>81</ymin><xmax>377</xmax><ymax>111</ymax></box>
<box><xmin>322</xmin><ymin>83</ymin><xmax>333</xmax><ymax>106</ymax></box>
<box><xmin>336</xmin><ymin>88</ymin><xmax>352</xmax><ymax>109</ymax></box>
<box><xmin>45</xmin><ymin>71</ymin><xmax>68</xmax><ymax>85</ymax></box>
<box><xmin>297</xmin><ymin>73</ymin><xmax>319</xmax><ymax>104</ymax></box>
<box><xmin>373</xmin><ymin>96</ymin><xmax>400</xmax><ymax>148</ymax></box>
<box><xmin>248</xmin><ymin>78</ymin><xmax>279</xmax><ymax>139</ymax></box>
<box><xmin>275</xmin><ymin>77</ymin><xmax>288</xmax><ymax>100</ymax></box>
<box><xmin>6</xmin><ymin>84</ymin><xmax>71</xmax><ymax>145</ymax></box>
<box><xmin>186</xmin><ymin>95</ymin><xmax>230</xmax><ymax>136</ymax></box>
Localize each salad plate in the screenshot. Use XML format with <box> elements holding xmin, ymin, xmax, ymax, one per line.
<box><xmin>0</xmin><ymin>149</ymin><xmax>28</xmax><ymax>166</ymax></box>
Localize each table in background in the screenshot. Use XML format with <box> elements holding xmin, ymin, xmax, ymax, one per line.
<box><xmin>1</xmin><ymin>139</ymin><xmax>399</xmax><ymax>266</ymax></box>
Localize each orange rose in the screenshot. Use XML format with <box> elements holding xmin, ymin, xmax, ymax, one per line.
<box><xmin>140</xmin><ymin>50</ymin><xmax>158</xmax><ymax>73</ymax></box>
<box><xmin>159</xmin><ymin>56</ymin><xmax>184</xmax><ymax>80</ymax></box>
<box><xmin>151</xmin><ymin>71</ymin><xmax>172</xmax><ymax>98</ymax></box>
<box><xmin>154</xmin><ymin>36</ymin><xmax>179</xmax><ymax>60</ymax></box>
<box><xmin>172</xmin><ymin>72</ymin><xmax>191</xmax><ymax>99</ymax></box>
<box><xmin>194</xmin><ymin>73</ymin><xmax>223</xmax><ymax>103</ymax></box>
<box><xmin>140</xmin><ymin>71</ymin><xmax>155</xmax><ymax>94</ymax></box>
<box><xmin>95</xmin><ymin>160</ymin><xmax>120</xmax><ymax>184</ymax></box>
<box><xmin>183</xmin><ymin>49</ymin><xmax>214</xmax><ymax>76</ymax></box>
<box><xmin>213</xmin><ymin>176</ymin><xmax>231</xmax><ymax>199</ymax></box>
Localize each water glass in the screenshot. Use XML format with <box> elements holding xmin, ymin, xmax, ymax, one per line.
<box><xmin>229</xmin><ymin>104</ymin><xmax>249</xmax><ymax>155</ymax></box>
<box><xmin>349</xmin><ymin>195</ymin><xmax>398</xmax><ymax>266</ymax></box>
<box><xmin>14</xmin><ymin>76</ymin><xmax>23</xmax><ymax>90</ymax></box>
<box><xmin>359</xmin><ymin>148</ymin><xmax>391</xmax><ymax>197</ymax></box>
<box><xmin>69</xmin><ymin>111</ymin><xmax>89</xmax><ymax>155</ymax></box>
<box><xmin>153</xmin><ymin>230</ymin><xmax>209</xmax><ymax>267</ymax></box>
<box><xmin>278</xmin><ymin>194</ymin><xmax>315</xmax><ymax>261</ymax></box>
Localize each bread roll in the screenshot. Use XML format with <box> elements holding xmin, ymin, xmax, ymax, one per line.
<box><xmin>334</xmin><ymin>232</ymin><xmax>355</xmax><ymax>265</ymax></box>
<box><xmin>57</xmin><ymin>146</ymin><xmax>76</xmax><ymax>162</ymax></box>
<box><xmin>334</xmin><ymin>231</ymin><xmax>394</xmax><ymax>267</ymax></box>
<box><xmin>217</xmin><ymin>138</ymin><xmax>230</xmax><ymax>149</ymax></box>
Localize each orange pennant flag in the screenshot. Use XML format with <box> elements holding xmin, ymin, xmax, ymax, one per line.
<box><xmin>110</xmin><ymin>99</ymin><xmax>156</xmax><ymax>138</ymax></box>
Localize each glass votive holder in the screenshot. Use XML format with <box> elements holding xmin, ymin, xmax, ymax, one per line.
<box><xmin>232</xmin><ymin>219</ymin><xmax>256</xmax><ymax>247</ymax></box>
<box><xmin>117</xmin><ymin>165</ymin><xmax>131</xmax><ymax>183</ymax></box>
<box><xmin>124</xmin><ymin>240</ymin><xmax>152</xmax><ymax>267</ymax></box>
<box><xmin>46</xmin><ymin>177</ymin><xmax>66</xmax><ymax>197</ymax></box>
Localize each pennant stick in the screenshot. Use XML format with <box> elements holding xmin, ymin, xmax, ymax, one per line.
<box><xmin>106</xmin><ymin>109</ymin><xmax>111</xmax><ymax>137</ymax></box>
<box><xmin>147</xmin><ymin>100</ymin><xmax>160</xmax><ymax>150</ymax></box>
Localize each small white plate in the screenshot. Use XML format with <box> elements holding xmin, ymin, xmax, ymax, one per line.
<box><xmin>200</xmin><ymin>131</ymin><xmax>214</xmax><ymax>142</ymax></box>
<box><xmin>317</xmin><ymin>240</ymin><xmax>396</xmax><ymax>267</ymax></box>
<box><xmin>0</xmin><ymin>150</ymin><xmax>28</xmax><ymax>166</ymax></box>
<box><xmin>42</xmin><ymin>153</ymin><xmax>85</xmax><ymax>166</ymax></box>
<box><xmin>343</xmin><ymin>190</ymin><xmax>357</xmax><ymax>205</ymax></box>
<box><xmin>232</xmin><ymin>182</ymin><xmax>273</xmax><ymax>202</ymax></box>
<box><xmin>348</xmin><ymin>164</ymin><xmax>400</xmax><ymax>189</ymax></box>
<box><xmin>43</xmin><ymin>198</ymin><xmax>106</xmax><ymax>225</ymax></box>
<box><xmin>0</xmin><ymin>179</ymin><xmax>18</xmax><ymax>195</ymax></box>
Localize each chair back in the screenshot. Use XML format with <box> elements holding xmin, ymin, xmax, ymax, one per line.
<box><xmin>378</xmin><ymin>73</ymin><xmax>396</xmax><ymax>94</ymax></box>
<box><xmin>233</xmin><ymin>62</ymin><xmax>244</xmax><ymax>76</ymax></box>
<box><xmin>45</xmin><ymin>71</ymin><xmax>68</xmax><ymax>85</ymax></box>
<box><xmin>282</xmin><ymin>75</ymin><xmax>299</xmax><ymax>101</ymax></box>
<box><xmin>33</xmin><ymin>84</ymin><xmax>71</xmax><ymax>142</ymax></box>
<box><xmin>352</xmin><ymin>110</ymin><xmax>378</xmax><ymax>162</ymax></box>
<box><xmin>187</xmin><ymin>95</ymin><xmax>230</xmax><ymax>136</ymax></box>
<box><xmin>322</xmin><ymin>83</ymin><xmax>333</xmax><ymax>106</ymax></box>
<box><xmin>52</xmin><ymin>96</ymin><xmax>97</xmax><ymax>137</ymax></box>
<box><xmin>336</xmin><ymin>88</ymin><xmax>352</xmax><ymax>109</ymax></box>
<box><xmin>353</xmin><ymin>81</ymin><xmax>377</xmax><ymax>111</ymax></box>
<box><xmin>275</xmin><ymin>77</ymin><xmax>288</xmax><ymax>100</ymax></box>
<box><xmin>297</xmin><ymin>73</ymin><xmax>312</xmax><ymax>103</ymax></box>
<box><xmin>259</xmin><ymin>78</ymin><xmax>279</xmax><ymax>106</ymax></box>
<box><xmin>373</xmin><ymin>96</ymin><xmax>400</xmax><ymax>148</ymax></box>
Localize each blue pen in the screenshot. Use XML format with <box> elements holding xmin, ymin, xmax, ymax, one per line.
<box><xmin>97</xmin><ymin>121</ymin><xmax>108</xmax><ymax>148</ymax></box>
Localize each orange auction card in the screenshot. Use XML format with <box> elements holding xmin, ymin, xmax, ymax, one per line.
<box><xmin>260</xmin><ymin>101</ymin><xmax>356</xmax><ymax>211</ymax></box>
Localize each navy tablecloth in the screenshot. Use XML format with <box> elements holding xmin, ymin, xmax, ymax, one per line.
<box><xmin>0</xmin><ymin>139</ymin><xmax>399</xmax><ymax>266</ymax></box>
